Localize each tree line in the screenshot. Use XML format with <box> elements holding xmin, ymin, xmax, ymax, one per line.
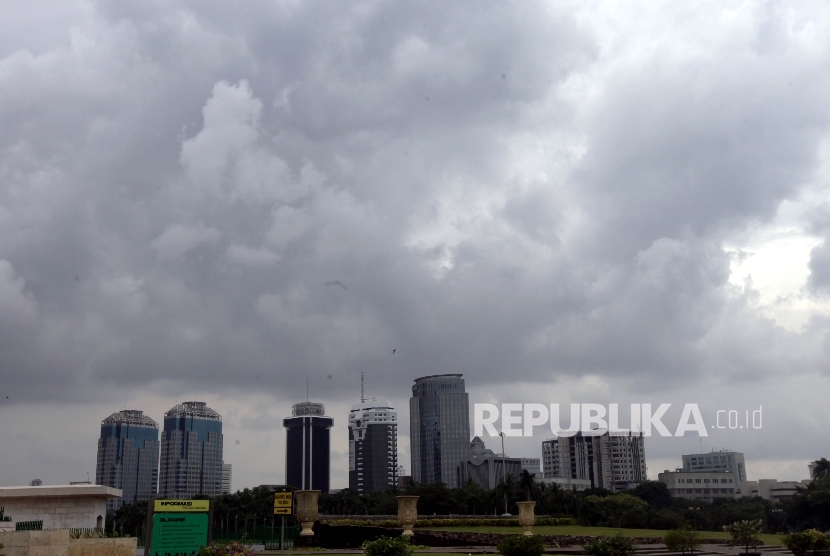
<box><xmin>111</xmin><ymin>459</ymin><xmax>830</xmax><ymax>534</ymax></box>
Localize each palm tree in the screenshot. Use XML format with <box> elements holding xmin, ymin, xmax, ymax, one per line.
<box><xmin>519</xmin><ymin>469</ymin><xmax>535</xmax><ymax>501</ymax></box>
<box><xmin>811</xmin><ymin>458</ymin><xmax>830</xmax><ymax>480</ymax></box>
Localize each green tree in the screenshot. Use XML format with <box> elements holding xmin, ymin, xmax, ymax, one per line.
<box><xmin>724</xmin><ymin>519</ymin><xmax>763</xmax><ymax>554</ymax></box>
<box><xmin>630</xmin><ymin>481</ymin><xmax>672</xmax><ymax>510</ymax></box>
<box><xmin>518</xmin><ymin>470</ymin><xmax>535</xmax><ymax>502</ymax></box>
<box><xmin>812</xmin><ymin>459</ymin><xmax>830</xmax><ymax>481</ymax></box>
<box><xmin>586</xmin><ymin>493</ymin><xmax>648</xmax><ymax>528</ymax></box>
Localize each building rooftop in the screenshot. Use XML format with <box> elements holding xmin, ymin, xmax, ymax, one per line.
<box><xmin>101</xmin><ymin>409</ymin><xmax>158</xmax><ymax>428</ymax></box>
<box><xmin>292</xmin><ymin>401</ymin><xmax>326</xmax><ymax>416</ymax></box>
<box><xmin>165</xmin><ymin>401</ymin><xmax>221</xmax><ymax>421</ymax></box>
<box><xmin>0</xmin><ymin>485</ymin><xmax>123</xmax><ymax>499</ymax></box>
<box><xmin>413</xmin><ymin>374</ymin><xmax>463</xmax><ymax>382</ymax></box>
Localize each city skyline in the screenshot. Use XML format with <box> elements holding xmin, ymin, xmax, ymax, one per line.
<box><xmin>4</xmin><ymin>379</ymin><xmax>814</xmax><ymax>493</ymax></box>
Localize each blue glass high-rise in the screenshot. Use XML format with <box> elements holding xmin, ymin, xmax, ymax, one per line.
<box><xmin>158</xmin><ymin>401</ymin><xmax>223</xmax><ymax>498</ymax></box>
<box><xmin>95</xmin><ymin>410</ymin><xmax>159</xmax><ymax>512</ymax></box>
<box><xmin>409</xmin><ymin>374</ymin><xmax>470</xmax><ymax>488</ymax></box>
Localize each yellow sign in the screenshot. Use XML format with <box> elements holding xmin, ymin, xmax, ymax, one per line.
<box><xmin>273</xmin><ymin>492</ymin><xmax>293</xmax><ymax>507</ymax></box>
<box><xmin>274</xmin><ymin>492</ymin><xmax>293</xmax><ymax>514</ymax></box>
<box><xmin>154</xmin><ymin>499</ymin><xmax>211</xmax><ymax>513</ymax></box>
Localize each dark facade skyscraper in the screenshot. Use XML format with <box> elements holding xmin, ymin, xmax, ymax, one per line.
<box><xmin>283</xmin><ymin>402</ymin><xmax>333</xmax><ymax>492</ymax></box>
<box><xmin>158</xmin><ymin>401</ymin><xmax>223</xmax><ymax>498</ymax></box>
<box><xmin>409</xmin><ymin>374</ymin><xmax>470</xmax><ymax>488</ymax></box>
<box><xmin>348</xmin><ymin>401</ymin><xmax>398</xmax><ymax>494</ymax></box>
<box><xmin>95</xmin><ymin>410</ymin><xmax>159</xmax><ymax>512</ymax></box>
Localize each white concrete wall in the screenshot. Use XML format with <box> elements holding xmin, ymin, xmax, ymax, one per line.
<box><xmin>0</xmin><ymin>497</ymin><xmax>106</xmax><ymax>529</ymax></box>
<box><xmin>0</xmin><ymin>486</ymin><xmax>120</xmax><ymax>530</ymax></box>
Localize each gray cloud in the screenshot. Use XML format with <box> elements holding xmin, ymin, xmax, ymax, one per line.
<box><xmin>2</xmin><ymin>0</ymin><xmax>830</xmax><ymax>488</ymax></box>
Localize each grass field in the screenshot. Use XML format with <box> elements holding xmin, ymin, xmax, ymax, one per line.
<box><xmin>421</xmin><ymin>525</ymin><xmax>784</xmax><ymax>546</ymax></box>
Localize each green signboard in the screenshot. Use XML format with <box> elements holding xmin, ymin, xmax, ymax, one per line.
<box><xmin>150</xmin><ymin>513</ymin><xmax>209</xmax><ymax>556</ymax></box>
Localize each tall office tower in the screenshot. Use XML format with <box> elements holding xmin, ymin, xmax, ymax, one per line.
<box><xmin>681</xmin><ymin>450</ymin><xmax>746</xmax><ymax>487</ymax></box>
<box><xmin>221</xmin><ymin>464</ymin><xmax>232</xmax><ymax>494</ymax></box>
<box><xmin>348</xmin><ymin>401</ymin><xmax>398</xmax><ymax>493</ymax></box>
<box><xmin>95</xmin><ymin>410</ymin><xmax>159</xmax><ymax>512</ymax></box>
<box><xmin>158</xmin><ymin>401</ymin><xmax>223</xmax><ymax>498</ymax></box>
<box><xmin>283</xmin><ymin>402</ymin><xmax>333</xmax><ymax>492</ymax></box>
<box><xmin>541</xmin><ymin>431</ymin><xmax>646</xmax><ymax>492</ymax></box>
<box><xmin>409</xmin><ymin>374</ymin><xmax>470</xmax><ymax>488</ymax></box>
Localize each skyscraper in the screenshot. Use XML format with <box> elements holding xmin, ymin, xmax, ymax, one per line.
<box><xmin>348</xmin><ymin>401</ymin><xmax>398</xmax><ymax>493</ymax></box>
<box><xmin>158</xmin><ymin>401</ymin><xmax>223</xmax><ymax>498</ymax></box>
<box><xmin>409</xmin><ymin>374</ymin><xmax>470</xmax><ymax>488</ymax></box>
<box><xmin>542</xmin><ymin>431</ymin><xmax>646</xmax><ymax>492</ymax></box>
<box><xmin>95</xmin><ymin>410</ymin><xmax>159</xmax><ymax>512</ymax></box>
<box><xmin>283</xmin><ymin>402</ymin><xmax>333</xmax><ymax>492</ymax></box>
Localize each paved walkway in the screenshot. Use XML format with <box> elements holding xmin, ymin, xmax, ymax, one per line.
<box><xmin>254</xmin><ymin>544</ymin><xmax>793</xmax><ymax>556</ymax></box>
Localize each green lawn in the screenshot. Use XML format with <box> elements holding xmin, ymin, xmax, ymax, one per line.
<box><xmin>421</xmin><ymin>525</ymin><xmax>783</xmax><ymax>546</ymax></box>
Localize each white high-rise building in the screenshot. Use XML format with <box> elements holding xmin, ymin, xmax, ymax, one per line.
<box><xmin>348</xmin><ymin>402</ymin><xmax>398</xmax><ymax>494</ymax></box>
<box><xmin>541</xmin><ymin>431</ymin><xmax>646</xmax><ymax>492</ymax></box>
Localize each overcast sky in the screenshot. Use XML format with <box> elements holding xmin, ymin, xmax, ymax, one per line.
<box><xmin>2</xmin><ymin>0</ymin><xmax>830</xmax><ymax>491</ymax></box>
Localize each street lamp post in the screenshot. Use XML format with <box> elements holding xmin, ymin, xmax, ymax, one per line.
<box><xmin>499</xmin><ymin>432</ymin><xmax>508</xmax><ymax>515</ymax></box>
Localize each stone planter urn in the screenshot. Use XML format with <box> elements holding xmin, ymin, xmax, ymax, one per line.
<box><xmin>516</xmin><ymin>501</ymin><xmax>536</xmax><ymax>536</ymax></box>
<box><xmin>295</xmin><ymin>490</ymin><xmax>320</xmax><ymax>537</ymax></box>
<box><xmin>396</xmin><ymin>496</ymin><xmax>419</xmax><ymax>536</ymax></box>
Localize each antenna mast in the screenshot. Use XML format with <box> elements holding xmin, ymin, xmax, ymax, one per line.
<box><xmin>360</xmin><ymin>372</ymin><xmax>375</xmax><ymax>404</ymax></box>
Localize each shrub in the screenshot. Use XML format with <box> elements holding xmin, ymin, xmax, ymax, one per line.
<box><xmin>497</xmin><ymin>535</ymin><xmax>545</xmax><ymax>556</ymax></box>
<box><xmin>812</xmin><ymin>530</ymin><xmax>830</xmax><ymax>550</ymax></box>
<box><xmin>783</xmin><ymin>530</ymin><xmax>830</xmax><ymax>553</ymax></box>
<box><xmin>582</xmin><ymin>534</ymin><xmax>636</xmax><ymax>556</ymax></box>
<box><xmin>323</xmin><ymin>517</ymin><xmax>576</xmax><ymax>528</ymax></box>
<box><xmin>197</xmin><ymin>541</ymin><xmax>257</xmax><ymax>556</ymax></box>
<box><xmin>361</xmin><ymin>535</ymin><xmax>417</xmax><ymax>556</ymax></box>
<box><xmin>724</xmin><ymin>520</ymin><xmax>763</xmax><ymax>554</ymax></box>
<box><xmin>784</xmin><ymin>532</ymin><xmax>815</xmax><ymax>554</ymax></box>
<box><xmin>664</xmin><ymin>527</ymin><xmax>701</xmax><ymax>554</ymax></box>
<box><xmin>1</xmin><ymin>541</ymin><xmax>5</xmax><ymax>556</ymax></box>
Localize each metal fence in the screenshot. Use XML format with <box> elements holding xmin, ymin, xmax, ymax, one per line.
<box><xmin>125</xmin><ymin>524</ymin><xmax>299</xmax><ymax>551</ymax></box>
<box><xmin>212</xmin><ymin>524</ymin><xmax>300</xmax><ymax>550</ymax></box>
<box><xmin>15</xmin><ymin>521</ymin><xmax>43</xmax><ymax>531</ymax></box>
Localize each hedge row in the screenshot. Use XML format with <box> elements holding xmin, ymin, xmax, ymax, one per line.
<box><xmin>320</xmin><ymin>517</ymin><xmax>576</xmax><ymax>527</ymax></box>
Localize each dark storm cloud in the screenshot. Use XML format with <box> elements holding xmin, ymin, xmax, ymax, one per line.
<box><xmin>1</xmin><ymin>0</ymin><xmax>830</xmax><ymax>411</ymax></box>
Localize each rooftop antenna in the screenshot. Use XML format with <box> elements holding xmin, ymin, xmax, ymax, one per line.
<box><xmin>360</xmin><ymin>372</ymin><xmax>375</xmax><ymax>404</ymax></box>
<box><xmin>306</xmin><ymin>375</ymin><xmax>309</xmax><ymax>401</ymax></box>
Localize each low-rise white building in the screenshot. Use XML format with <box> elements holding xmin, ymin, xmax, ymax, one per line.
<box><xmin>740</xmin><ymin>479</ymin><xmax>810</xmax><ymax>502</ymax></box>
<box><xmin>0</xmin><ymin>485</ymin><xmax>122</xmax><ymax>530</ymax></box>
<box><xmin>658</xmin><ymin>470</ymin><xmax>738</xmax><ymax>501</ymax></box>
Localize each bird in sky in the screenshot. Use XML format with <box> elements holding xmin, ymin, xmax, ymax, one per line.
<box><xmin>324</xmin><ymin>280</ymin><xmax>348</xmax><ymax>290</ymax></box>
<box><xmin>392</xmin><ymin>349</ymin><xmax>396</xmax><ymax>354</ymax></box>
